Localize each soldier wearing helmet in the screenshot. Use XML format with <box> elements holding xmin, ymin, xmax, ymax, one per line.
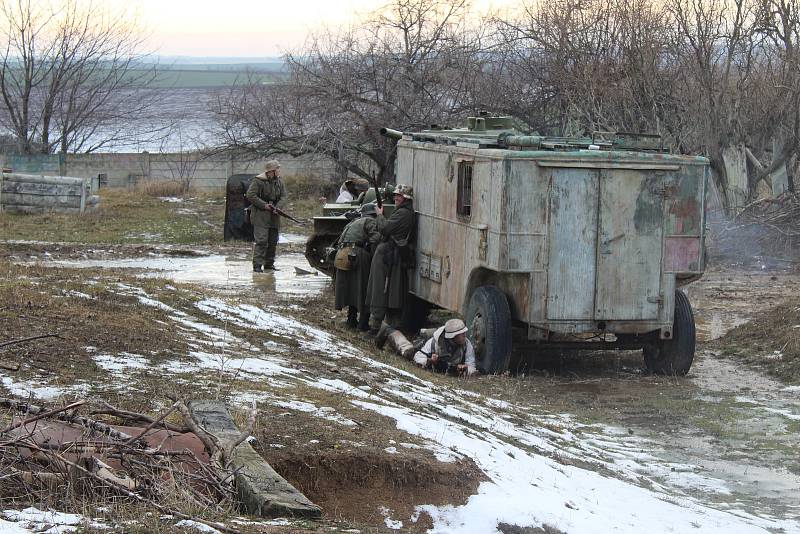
<box><xmin>365</xmin><ymin>184</ymin><xmax>416</xmax><ymax>333</ymax></box>
<box><xmin>246</xmin><ymin>159</ymin><xmax>286</xmax><ymax>272</ymax></box>
<box><xmin>334</xmin><ymin>202</ymin><xmax>382</xmax><ymax>330</ymax></box>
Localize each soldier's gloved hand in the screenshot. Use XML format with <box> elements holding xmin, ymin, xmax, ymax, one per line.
<box><xmin>265</xmin><ymin>204</ymin><xmax>274</xmax><ymax>212</ymax></box>
<box><xmin>375</xmin><ymin>205</ymin><xmax>384</xmax><ymax>216</ymax></box>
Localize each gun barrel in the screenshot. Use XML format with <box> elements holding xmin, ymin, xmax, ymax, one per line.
<box><xmin>380</xmin><ymin>127</ymin><xmax>403</xmax><ymax>140</ymax></box>
<box><xmin>502</xmin><ymin>135</ymin><xmax>544</xmax><ymax>148</ymax></box>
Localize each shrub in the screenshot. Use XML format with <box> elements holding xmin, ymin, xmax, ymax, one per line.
<box><xmin>135</xmin><ymin>179</ymin><xmax>192</xmax><ymax>197</ymax></box>
<box><xmin>282</xmin><ymin>174</ymin><xmax>337</xmax><ymax>199</ymax></box>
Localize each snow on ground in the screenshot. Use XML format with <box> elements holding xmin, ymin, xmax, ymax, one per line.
<box><xmin>0</xmin><ymin>375</ymin><xmax>88</xmax><ymax>402</ymax></box>
<box><xmin>272</xmin><ymin>399</ymin><xmax>358</xmax><ymax>427</ymax></box>
<box><xmin>4</xmin><ymin>288</ymin><xmax>797</xmax><ymax>533</ymax></box>
<box><xmin>171</xmin><ymin>298</ymin><xmax>800</xmax><ymax>532</ymax></box>
<box><xmin>0</xmin><ymin>508</ymin><xmax>101</xmax><ymax>534</ymax></box>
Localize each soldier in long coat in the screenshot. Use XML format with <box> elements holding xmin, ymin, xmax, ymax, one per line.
<box><xmin>365</xmin><ymin>184</ymin><xmax>415</xmax><ymax>334</ymax></box>
<box><xmin>245</xmin><ymin>160</ymin><xmax>286</xmax><ymax>272</ymax></box>
<box><xmin>334</xmin><ymin>202</ymin><xmax>381</xmax><ymax>330</ymax></box>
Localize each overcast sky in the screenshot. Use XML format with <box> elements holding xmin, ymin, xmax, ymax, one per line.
<box><xmin>124</xmin><ymin>0</ymin><xmax>519</xmax><ymax>57</ymax></box>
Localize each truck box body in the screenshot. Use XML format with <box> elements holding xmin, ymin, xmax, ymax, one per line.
<box><xmin>403</xmin><ymin>141</ymin><xmax>708</xmax><ymax>341</ymax></box>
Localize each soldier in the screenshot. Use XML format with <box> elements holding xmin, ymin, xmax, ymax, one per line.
<box><xmin>365</xmin><ymin>184</ymin><xmax>415</xmax><ymax>334</ymax></box>
<box><xmin>336</xmin><ymin>179</ymin><xmax>357</xmax><ymax>202</ymax></box>
<box><xmin>336</xmin><ymin>178</ymin><xmax>370</xmax><ymax>203</ymax></box>
<box><xmin>413</xmin><ymin>319</ymin><xmax>477</xmax><ymax>376</ymax></box>
<box><xmin>376</xmin><ymin>318</ymin><xmax>478</xmax><ymax>377</ymax></box>
<box><xmin>334</xmin><ymin>202</ymin><xmax>381</xmax><ymax>330</ymax></box>
<box><xmin>245</xmin><ymin>160</ymin><xmax>286</xmax><ymax>272</ymax></box>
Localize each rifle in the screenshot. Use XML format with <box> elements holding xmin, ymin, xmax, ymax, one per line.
<box><xmin>267</xmin><ymin>203</ymin><xmax>305</xmax><ymax>225</ymax></box>
<box><xmin>370</xmin><ymin>171</ymin><xmax>383</xmax><ymax>209</ymax></box>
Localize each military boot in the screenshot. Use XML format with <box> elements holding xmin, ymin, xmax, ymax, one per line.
<box><xmin>375</xmin><ymin>323</ymin><xmax>394</xmax><ymax>349</ymax></box>
<box><xmin>345</xmin><ymin>306</ymin><xmax>358</xmax><ymax>329</ymax></box>
<box><xmin>253</xmin><ymin>263</ymin><xmax>263</xmax><ymax>273</ymax></box>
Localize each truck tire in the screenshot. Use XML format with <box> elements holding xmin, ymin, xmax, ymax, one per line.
<box><xmin>465</xmin><ymin>285</ymin><xmax>512</xmax><ymax>374</ymax></box>
<box><xmin>643</xmin><ymin>290</ymin><xmax>695</xmax><ymax>375</ymax></box>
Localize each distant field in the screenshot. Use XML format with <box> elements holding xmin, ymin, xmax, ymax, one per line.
<box><xmin>145</xmin><ymin>68</ymin><xmax>284</xmax><ymax>88</ymax></box>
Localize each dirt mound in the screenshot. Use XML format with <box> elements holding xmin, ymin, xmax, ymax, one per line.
<box><xmin>709</xmin><ymin>192</ymin><xmax>800</xmax><ymax>266</ymax></box>
<box><xmin>266</xmin><ymin>449</ymin><xmax>484</xmax><ymax>532</ymax></box>
<box><xmin>714</xmin><ymin>297</ymin><xmax>800</xmax><ymax>383</ymax></box>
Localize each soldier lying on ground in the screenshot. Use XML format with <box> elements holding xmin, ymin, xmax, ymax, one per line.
<box><xmin>376</xmin><ymin>319</ymin><xmax>478</xmax><ymax>377</ymax></box>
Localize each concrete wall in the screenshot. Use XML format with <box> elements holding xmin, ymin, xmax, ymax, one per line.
<box><xmin>0</xmin><ymin>152</ymin><xmax>339</xmax><ymax>191</ymax></box>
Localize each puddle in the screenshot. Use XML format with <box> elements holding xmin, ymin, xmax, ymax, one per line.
<box><xmin>49</xmin><ymin>252</ymin><xmax>330</xmax><ymax>296</ymax></box>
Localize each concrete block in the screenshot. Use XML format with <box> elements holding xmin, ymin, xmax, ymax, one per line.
<box><xmin>187</xmin><ymin>400</ymin><xmax>322</xmax><ymax>519</ymax></box>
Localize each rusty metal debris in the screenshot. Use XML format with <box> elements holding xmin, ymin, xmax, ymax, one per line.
<box><xmin>0</xmin><ymin>397</ymin><xmax>247</xmax><ymax>534</ymax></box>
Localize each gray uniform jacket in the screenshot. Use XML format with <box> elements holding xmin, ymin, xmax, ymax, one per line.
<box><xmin>246</xmin><ymin>175</ymin><xmax>286</xmax><ymax>231</ymax></box>
<box><xmin>366</xmin><ymin>201</ymin><xmax>416</xmax><ymax>310</ymax></box>
<box><xmin>413</xmin><ymin>326</ymin><xmax>477</xmax><ymax>374</ymax></box>
<box><xmin>335</xmin><ymin>216</ymin><xmax>381</xmax><ymax>312</ymax></box>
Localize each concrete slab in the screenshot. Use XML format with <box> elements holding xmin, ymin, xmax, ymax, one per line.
<box><xmin>188</xmin><ymin>400</ymin><xmax>322</xmax><ymax>519</ymax></box>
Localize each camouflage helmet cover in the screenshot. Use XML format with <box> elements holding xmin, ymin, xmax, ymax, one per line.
<box><xmin>394</xmin><ymin>183</ymin><xmax>413</xmax><ymax>200</ymax></box>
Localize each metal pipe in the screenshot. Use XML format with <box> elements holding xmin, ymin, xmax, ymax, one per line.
<box><xmin>380</xmin><ymin>127</ymin><xmax>403</xmax><ymax>140</ymax></box>
<box><xmin>502</xmin><ymin>135</ymin><xmax>544</xmax><ymax>148</ymax></box>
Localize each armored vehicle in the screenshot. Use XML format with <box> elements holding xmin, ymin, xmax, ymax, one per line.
<box><xmin>305</xmin><ymin>186</ymin><xmax>396</xmax><ymax>273</ymax></box>
<box><xmin>383</xmin><ymin>116</ymin><xmax>708</xmax><ymax>375</ymax></box>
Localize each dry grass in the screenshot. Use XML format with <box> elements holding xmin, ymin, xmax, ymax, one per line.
<box><xmin>0</xmin><ymin>189</ymin><xmax>224</xmax><ymax>244</ymax></box>
<box><xmin>282</xmin><ymin>174</ymin><xmax>337</xmax><ymax>200</ymax></box>
<box><xmin>134</xmin><ymin>179</ymin><xmax>192</xmax><ymax>197</ymax></box>
<box><xmin>715</xmin><ymin>298</ymin><xmax>800</xmax><ymax>383</ymax></box>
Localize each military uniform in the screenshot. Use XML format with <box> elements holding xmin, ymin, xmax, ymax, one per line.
<box><xmin>334</xmin><ymin>204</ymin><xmax>381</xmax><ymax>329</ymax></box>
<box><xmin>413</xmin><ymin>321</ymin><xmax>477</xmax><ymax>375</ymax></box>
<box><xmin>246</xmin><ymin>160</ymin><xmax>286</xmax><ymax>271</ymax></box>
<box><xmin>365</xmin><ymin>185</ymin><xmax>415</xmax><ymax>330</ymax></box>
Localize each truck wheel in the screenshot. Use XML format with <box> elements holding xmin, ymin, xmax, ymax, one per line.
<box><xmin>304</xmin><ymin>234</ymin><xmax>337</xmax><ymax>276</ymax></box>
<box><xmin>465</xmin><ymin>285</ymin><xmax>512</xmax><ymax>374</ymax></box>
<box><xmin>643</xmin><ymin>290</ymin><xmax>695</xmax><ymax>375</ymax></box>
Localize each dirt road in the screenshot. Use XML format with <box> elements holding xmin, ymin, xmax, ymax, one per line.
<box><xmin>1</xmin><ymin>237</ymin><xmax>799</xmax><ymax>533</ymax></box>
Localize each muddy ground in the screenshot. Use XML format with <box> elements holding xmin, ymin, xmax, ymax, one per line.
<box><xmin>1</xmin><ymin>193</ymin><xmax>799</xmax><ymax>533</ymax></box>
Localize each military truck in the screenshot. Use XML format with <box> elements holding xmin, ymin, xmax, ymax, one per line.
<box><xmin>380</xmin><ymin>116</ymin><xmax>708</xmax><ymax>375</ymax></box>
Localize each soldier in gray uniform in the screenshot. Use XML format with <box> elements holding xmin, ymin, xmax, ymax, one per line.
<box><xmin>245</xmin><ymin>160</ymin><xmax>286</xmax><ymax>272</ymax></box>
<box><xmin>365</xmin><ymin>184</ymin><xmax>415</xmax><ymax>334</ymax></box>
<box><xmin>334</xmin><ymin>202</ymin><xmax>381</xmax><ymax>330</ymax></box>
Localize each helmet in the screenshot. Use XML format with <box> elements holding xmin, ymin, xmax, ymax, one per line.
<box><xmin>360</xmin><ymin>202</ymin><xmax>377</xmax><ymax>216</ymax></box>
<box><xmin>353</xmin><ymin>178</ymin><xmax>370</xmax><ymax>191</ymax></box>
<box><xmin>394</xmin><ymin>184</ymin><xmax>413</xmax><ymax>200</ymax></box>
<box><xmin>443</xmin><ymin>318</ymin><xmax>468</xmax><ymax>339</ymax></box>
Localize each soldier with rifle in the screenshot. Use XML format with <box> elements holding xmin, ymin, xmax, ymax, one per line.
<box><xmin>246</xmin><ymin>160</ymin><xmax>287</xmax><ymax>272</ymax></box>
<box><xmin>334</xmin><ymin>202</ymin><xmax>382</xmax><ymax>330</ymax></box>
<box><xmin>365</xmin><ymin>184</ymin><xmax>415</xmax><ymax>335</ymax></box>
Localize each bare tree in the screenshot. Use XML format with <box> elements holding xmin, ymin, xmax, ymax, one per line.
<box><xmin>212</xmin><ymin>0</ymin><xmax>484</xmax><ymax>183</ymax></box>
<box><xmin>0</xmin><ymin>0</ymin><xmax>160</xmax><ymax>154</ymax></box>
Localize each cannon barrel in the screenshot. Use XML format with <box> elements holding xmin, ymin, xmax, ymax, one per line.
<box><xmin>380</xmin><ymin>127</ymin><xmax>403</xmax><ymax>140</ymax></box>
<box><xmin>502</xmin><ymin>134</ymin><xmax>544</xmax><ymax>148</ymax></box>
